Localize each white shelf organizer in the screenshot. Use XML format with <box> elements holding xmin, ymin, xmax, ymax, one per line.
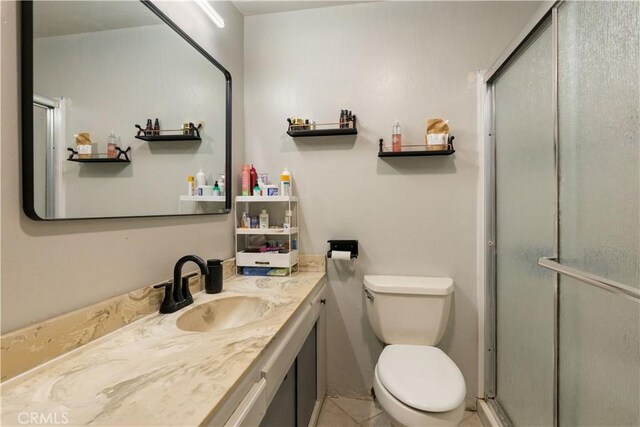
<box><xmin>235</xmin><ymin>195</ymin><xmax>299</xmax><ymax>276</ymax></box>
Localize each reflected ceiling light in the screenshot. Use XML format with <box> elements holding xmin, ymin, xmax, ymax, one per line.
<box><xmin>195</xmin><ymin>0</ymin><xmax>225</xmax><ymax>28</ymax></box>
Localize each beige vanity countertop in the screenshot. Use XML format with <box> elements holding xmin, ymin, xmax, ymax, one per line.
<box><xmin>0</xmin><ymin>273</ymin><xmax>325</xmax><ymax>426</ymax></box>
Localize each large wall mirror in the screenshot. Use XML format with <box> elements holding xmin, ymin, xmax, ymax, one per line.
<box><xmin>21</xmin><ymin>0</ymin><xmax>232</xmax><ymax>220</ymax></box>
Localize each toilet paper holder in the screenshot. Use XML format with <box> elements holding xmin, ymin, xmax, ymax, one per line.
<box><xmin>327</xmin><ymin>240</ymin><xmax>358</xmax><ymax>259</ymax></box>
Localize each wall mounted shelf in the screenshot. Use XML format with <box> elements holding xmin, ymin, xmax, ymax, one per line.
<box><xmin>135</xmin><ymin>135</ymin><xmax>201</xmax><ymax>142</ymax></box>
<box><xmin>236</xmin><ymin>227</ymin><xmax>299</xmax><ymax>235</ymax></box>
<box><xmin>286</xmin><ymin>116</ymin><xmax>357</xmax><ymax>137</ymax></box>
<box><xmin>377</xmin><ymin>137</ymin><xmax>455</xmax><ymax>157</ymax></box>
<box><xmin>179</xmin><ymin>195</ymin><xmax>225</xmax><ymax>202</ymax></box>
<box><xmin>67</xmin><ymin>146</ymin><xmax>131</xmax><ymax>162</ymax></box>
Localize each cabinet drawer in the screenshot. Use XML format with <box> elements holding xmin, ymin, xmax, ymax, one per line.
<box><xmin>236</xmin><ymin>250</ymin><xmax>298</xmax><ymax>268</ymax></box>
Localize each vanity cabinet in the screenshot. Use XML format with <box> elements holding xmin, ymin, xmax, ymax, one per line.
<box><xmin>234</xmin><ymin>196</ymin><xmax>299</xmax><ymax>275</ymax></box>
<box><xmin>219</xmin><ymin>282</ymin><xmax>326</xmax><ymax>427</ymax></box>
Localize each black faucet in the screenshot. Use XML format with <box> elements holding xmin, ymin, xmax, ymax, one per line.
<box><xmin>154</xmin><ymin>255</ymin><xmax>210</xmax><ymax>314</ymax></box>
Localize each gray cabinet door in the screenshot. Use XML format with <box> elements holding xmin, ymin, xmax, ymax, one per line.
<box><xmin>260</xmin><ymin>362</ymin><xmax>296</xmax><ymax>427</ymax></box>
<box><xmin>296</xmin><ymin>324</ymin><xmax>317</xmax><ymax>427</ymax></box>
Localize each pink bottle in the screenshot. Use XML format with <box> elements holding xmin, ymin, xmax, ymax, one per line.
<box><xmin>241</xmin><ymin>164</ymin><xmax>250</xmax><ymax>196</ymax></box>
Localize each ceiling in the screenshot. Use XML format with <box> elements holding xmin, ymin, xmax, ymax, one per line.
<box><xmin>230</xmin><ymin>1</ymin><xmax>370</xmax><ymax>16</ymax></box>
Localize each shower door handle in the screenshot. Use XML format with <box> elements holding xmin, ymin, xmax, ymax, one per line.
<box><xmin>537</xmin><ymin>257</ymin><xmax>640</xmax><ymax>302</ymax></box>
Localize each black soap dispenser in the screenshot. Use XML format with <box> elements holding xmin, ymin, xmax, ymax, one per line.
<box><xmin>205</xmin><ymin>259</ymin><xmax>223</xmax><ymax>294</ymax></box>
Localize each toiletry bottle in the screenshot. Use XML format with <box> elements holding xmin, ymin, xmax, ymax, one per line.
<box><xmin>145</xmin><ymin>119</ymin><xmax>153</xmax><ymax>136</ymax></box>
<box><xmin>280</xmin><ymin>167</ymin><xmax>291</xmax><ymax>196</ymax></box>
<box><xmin>339</xmin><ymin>110</ymin><xmax>345</xmax><ymax>128</ymax></box>
<box><xmin>107</xmin><ymin>131</ymin><xmax>117</xmax><ymax>158</ymax></box>
<box><xmin>204</xmin><ymin>259</ymin><xmax>223</xmax><ymax>294</ymax></box>
<box><xmin>196</xmin><ymin>168</ymin><xmax>207</xmax><ymax>187</ymax></box>
<box><xmin>249</xmin><ymin>165</ymin><xmax>258</xmax><ymax>196</ymax></box>
<box><xmin>153</xmin><ymin>118</ymin><xmax>160</xmax><ymax>136</ymax></box>
<box><xmin>259</xmin><ymin>209</ymin><xmax>269</xmax><ymax>229</ymax></box>
<box><xmin>258</xmin><ymin>176</ymin><xmax>266</xmax><ymax>196</ymax></box>
<box><xmin>218</xmin><ymin>173</ymin><xmax>225</xmax><ymax>196</ymax></box>
<box><xmin>283</xmin><ymin>209</ymin><xmax>292</xmax><ymax>229</ymax></box>
<box><xmin>253</xmin><ymin>183</ymin><xmax>261</xmax><ymax>196</ymax></box>
<box><xmin>241</xmin><ymin>164</ymin><xmax>250</xmax><ymax>196</ymax></box>
<box><xmin>187</xmin><ymin>176</ymin><xmax>196</xmax><ymax>196</ymax></box>
<box><xmin>212</xmin><ymin>181</ymin><xmax>221</xmax><ymax>196</ymax></box>
<box><xmin>242</xmin><ymin>211</ymin><xmax>250</xmax><ymax>228</ymax></box>
<box><xmin>392</xmin><ymin>119</ymin><xmax>402</xmax><ymax>152</ymax></box>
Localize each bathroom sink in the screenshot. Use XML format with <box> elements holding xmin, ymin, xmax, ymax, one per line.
<box><xmin>176</xmin><ymin>296</ymin><xmax>275</xmax><ymax>333</ymax></box>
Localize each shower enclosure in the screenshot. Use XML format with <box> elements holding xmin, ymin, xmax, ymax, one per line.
<box><xmin>485</xmin><ymin>2</ymin><xmax>639</xmax><ymax>426</ymax></box>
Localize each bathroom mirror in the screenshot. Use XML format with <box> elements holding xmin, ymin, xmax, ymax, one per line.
<box><xmin>21</xmin><ymin>0</ymin><xmax>232</xmax><ymax>220</ymax></box>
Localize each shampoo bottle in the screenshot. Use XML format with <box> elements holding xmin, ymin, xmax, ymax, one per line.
<box><xmin>187</xmin><ymin>176</ymin><xmax>196</xmax><ymax>196</ymax></box>
<box><xmin>196</xmin><ymin>168</ymin><xmax>207</xmax><ymax>187</ymax></box>
<box><xmin>280</xmin><ymin>167</ymin><xmax>291</xmax><ymax>196</ymax></box>
<box><xmin>259</xmin><ymin>209</ymin><xmax>269</xmax><ymax>229</ymax></box>
<box><xmin>212</xmin><ymin>181</ymin><xmax>221</xmax><ymax>196</ymax></box>
<box><xmin>241</xmin><ymin>164</ymin><xmax>250</xmax><ymax>196</ymax></box>
<box><xmin>392</xmin><ymin>119</ymin><xmax>402</xmax><ymax>152</ymax></box>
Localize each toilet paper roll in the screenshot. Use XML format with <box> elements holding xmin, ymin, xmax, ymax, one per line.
<box><xmin>330</xmin><ymin>250</ymin><xmax>352</xmax><ymax>260</ymax></box>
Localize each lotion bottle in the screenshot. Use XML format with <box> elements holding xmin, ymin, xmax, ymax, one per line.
<box><xmin>107</xmin><ymin>131</ymin><xmax>117</xmax><ymax>158</ymax></box>
<box><xmin>196</xmin><ymin>168</ymin><xmax>207</xmax><ymax>187</ymax></box>
<box><xmin>259</xmin><ymin>209</ymin><xmax>269</xmax><ymax>229</ymax></box>
<box><xmin>280</xmin><ymin>167</ymin><xmax>291</xmax><ymax>196</ymax></box>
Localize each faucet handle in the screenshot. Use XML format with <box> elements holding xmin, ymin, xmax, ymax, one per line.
<box><xmin>153</xmin><ymin>282</ymin><xmax>178</xmax><ymax>314</ymax></box>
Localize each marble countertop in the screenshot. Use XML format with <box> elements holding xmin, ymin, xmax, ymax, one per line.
<box><xmin>1</xmin><ymin>273</ymin><xmax>325</xmax><ymax>426</ymax></box>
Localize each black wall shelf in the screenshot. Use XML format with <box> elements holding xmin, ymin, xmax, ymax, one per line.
<box><xmin>287</xmin><ymin>128</ymin><xmax>358</xmax><ymax>137</ymax></box>
<box><xmin>135</xmin><ymin>135</ymin><xmax>201</xmax><ymax>142</ymax></box>
<box><xmin>286</xmin><ymin>116</ymin><xmax>357</xmax><ymax>138</ymax></box>
<box><xmin>378</xmin><ymin>137</ymin><xmax>455</xmax><ymax>157</ymax></box>
<box><xmin>67</xmin><ymin>146</ymin><xmax>131</xmax><ymax>163</ymax></box>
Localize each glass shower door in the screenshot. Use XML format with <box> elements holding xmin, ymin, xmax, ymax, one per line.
<box><xmin>557</xmin><ymin>2</ymin><xmax>640</xmax><ymax>425</ymax></box>
<box><xmin>493</xmin><ymin>21</ymin><xmax>555</xmax><ymax>426</ymax></box>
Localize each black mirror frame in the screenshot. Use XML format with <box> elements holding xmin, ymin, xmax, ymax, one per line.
<box><xmin>20</xmin><ymin>0</ymin><xmax>232</xmax><ymax>220</ymax></box>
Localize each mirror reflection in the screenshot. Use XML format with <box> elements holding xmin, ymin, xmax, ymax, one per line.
<box><xmin>26</xmin><ymin>1</ymin><xmax>230</xmax><ymax>219</ymax></box>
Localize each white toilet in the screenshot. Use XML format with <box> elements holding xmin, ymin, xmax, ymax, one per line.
<box><xmin>363</xmin><ymin>275</ymin><xmax>466</xmax><ymax>427</ymax></box>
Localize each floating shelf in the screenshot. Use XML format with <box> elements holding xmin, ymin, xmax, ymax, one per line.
<box><xmin>236</xmin><ymin>227</ymin><xmax>299</xmax><ymax>235</ymax></box>
<box><xmin>179</xmin><ymin>195</ymin><xmax>226</xmax><ymax>202</ymax></box>
<box><xmin>135</xmin><ymin>135</ymin><xmax>201</xmax><ymax>142</ymax></box>
<box><xmin>286</xmin><ymin>116</ymin><xmax>357</xmax><ymax>137</ymax></box>
<box><xmin>287</xmin><ymin>128</ymin><xmax>358</xmax><ymax>137</ymax></box>
<box><xmin>236</xmin><ymin>195</ymin><xmax>298</xmax><ymax>203</ymax></box>
<box><xmin>67</xmin><ymin>157</ymin><xmax>130</xmax><ymax>163</ymax></box>
<box><xmin>67</xmin><ymin>146</ymin><xmax>131</xmax><ymax>163</ymax></box>
<box><xmin>377</xmin><ymin>137</ymin><xmax>455</xmax><ymax>157</ymax></box>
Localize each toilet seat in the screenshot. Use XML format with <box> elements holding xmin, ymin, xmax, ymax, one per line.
<box><xmin>376</xmin><ymin>345</ymin><xmax>466</xmax><ymax>413</ymax></box>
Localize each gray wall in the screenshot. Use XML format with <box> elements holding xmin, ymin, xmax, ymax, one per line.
<box><xmin>0</xmin><ymin>0</ymin><xmax>244</xmax><ymax>333</ymax></box>
<box><xmin>244</xmin><ymin>1</ymin><xmax>540</xmax><ymax>406</ymax></box>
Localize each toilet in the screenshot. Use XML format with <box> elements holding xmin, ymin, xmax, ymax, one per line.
<box><xmin>363</xmin><ymin>275</ymin><xmax>466</xmax><ymax>427</ymax></box>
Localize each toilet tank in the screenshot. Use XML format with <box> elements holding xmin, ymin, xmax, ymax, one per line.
<box><xmin>363</xmin><ymin>275</ymin><xmax>453</xmax><ymax>346</ymax></box>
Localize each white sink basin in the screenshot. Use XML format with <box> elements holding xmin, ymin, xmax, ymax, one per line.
<box><xmin>176</xmin><ymin>296</ymin><xmax>275</xmax><ymax>333</ymax></box>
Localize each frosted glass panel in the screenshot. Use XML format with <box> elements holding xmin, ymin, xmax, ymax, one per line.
<box><xmin>558</xmin><ymin>0</ymin><xmax>640</xmax><ymax>287</ymax></box>
<box><xmin>494</xmin><ymin>24</ymin><xmax>554</xmax><ymax>427</ymax></box>
<box><xmin>559</xmin><ymin>278</ymin><xmax>640</xmax><ymax>426</ymax></box>
<box><xmin>558</xmin><ymin>1</ymin><xmax>640</xmax><ymax>425</ymax></box>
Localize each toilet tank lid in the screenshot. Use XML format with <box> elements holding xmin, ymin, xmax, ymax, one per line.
<box><xmin>363</xmin><ymin>275</ymin><xmax>453</xmax><ymax>295</ymax></box>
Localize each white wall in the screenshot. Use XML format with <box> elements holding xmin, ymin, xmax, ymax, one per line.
<box><xmin>0</xmin><ymin>0</ymin><xmax>244</xmax><ymax>333</ymax></box>
<box><xmin>244</xmin><ymin>1</ymin><xmax>540</xmax><ymax>406</ymax></box>
<box><xmin>34</xmin><ymin>24</ymin><xmax>227</xmax><ymax>218</ymax></box>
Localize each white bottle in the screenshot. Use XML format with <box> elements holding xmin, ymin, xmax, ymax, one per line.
<box><xmin>196</xmin><ymin>168</ymin><xmax>207</xmax><ymax>187</ymax></box>
<box><xmin>259</xmin><ymin>209</ymin><xmax>269</xmax><ymax>229</ymax></box>
<box><xmin>283</xmin><ymin>209</ymin><xmax>292</xmax><ymax>229</ymax></box>
<box><xmin>280</xmin><ymin>167</ymin><xmax>291</xmax><ymax>197</ymax></box>
<box><xmin>218</xmin><ymin>173</ymin><xmax>225</xmax><ymax>196</ymax></box>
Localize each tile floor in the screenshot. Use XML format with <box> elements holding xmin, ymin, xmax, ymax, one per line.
<box><xmin>317</xmin><ymin>396</ymin><xmax>483</xmax><ymax>427</ymax></box>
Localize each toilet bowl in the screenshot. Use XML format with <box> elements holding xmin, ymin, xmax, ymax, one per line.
<box><xmin>363</xmin><ymin>275</ymin><xmax>466</xmax><ymax>427</ymax></box>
